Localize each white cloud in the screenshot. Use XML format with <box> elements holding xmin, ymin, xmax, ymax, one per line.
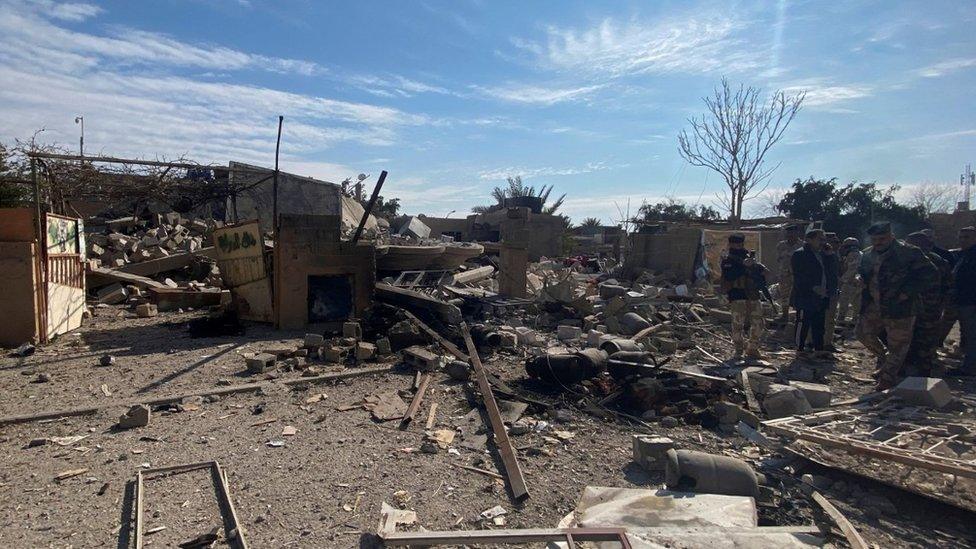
<box><xmin>0</xmin><ymin>0</ymin><xmax>431</xmax><ymax>166</ymax></box>
<box><xmin>779</xmin><ymin>78</ymin><xmax>873</xmax><ymax>108</ymax></box>
<box><xmin>28</xmin><ymin>0</ymin><xmax>101</xmax><ymax>21</ymax></box>
<box><xmin>916</xmin><ymin>57</ymin><xmax>976</xmax><ymax>78</ymax></box>
<box><xmin>348</xmin><ymin>74</ymin><xmax>457</xmax><ymax>98</ymax></box>
<box><xmin>472</xmin><ymin>83</ymin><xmax>604</xmax><ymax>105</ymax></box>
<box><xmin>0</xmin><ymin>1</ymin><xmax>322</xmax><ymax>75</ymax></box>
<box><xmin>478</xmin><ymin>161</ymin><xmax>615</xmax><ymax>180</ymax></box>
<box><xmin>514</xmin><ymin>15</ymin><xmax>756</xmax><ymax>78</ymax></box>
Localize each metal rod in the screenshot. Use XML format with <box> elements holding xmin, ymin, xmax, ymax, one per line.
<box><xmin>272</xmin><ymin>115</ymin><xmax>283</xmax><ymax>242</ymax></box>
<box><xmin>25</xmin><ymin>151</ymin><xmax>267</xmax><ymax>172</ymax></box>
<box><xmin>352</xmin><ymin>170</ymin><xmax>387</xmax><ymax>243</ymax></box>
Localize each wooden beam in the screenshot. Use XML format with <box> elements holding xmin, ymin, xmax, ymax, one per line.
<box><xmin>462</xmin><ymin>323</ymin><xmax>529</xmax><ymax>502</ymax></box>
<box><xmin>400</xmin><ymin>373</ymin><xmax>432</xmax><ymax>429</ymax></box>
<box><xmin>88</xmin><ymin>267</ymin><xmax>167</xmax><ymax>290</ymax></box>
<box><xmin>0</xmin><ymin>365</ymin><xmax>393</xmax><ymax>426</ymax></box>
<box><xmin>739</xmin><ymin>370</ymin><xmax>761</xmax><ymax>413</ymax></box>
<box><xmin>811</xmin><ymin>491</ymin><xmax>868</xmax><ymax>549</ymax></box>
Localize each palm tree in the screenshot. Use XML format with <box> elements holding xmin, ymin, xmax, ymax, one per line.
<box><xmin>471</xmin><ymin>175</ymin><xmax>566</xmax><ymax>215</ymax></box>
<box><xmin>578</xmin><ymin>217</ymin><xmax>601</xmax><ymax>228</ymax></box>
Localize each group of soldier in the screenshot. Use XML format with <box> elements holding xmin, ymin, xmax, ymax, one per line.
<box><xmin>721</xmin><ymin>221</ymin><xmax>976</xmax><ymax>390</ymax></box>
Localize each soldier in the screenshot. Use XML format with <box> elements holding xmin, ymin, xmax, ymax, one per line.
<box><xmin>775</xmin><ymin>224</ymin><xmax>803</xmax><ymax>325</ymax></box>
<box><xmin>721</xmin><ymin>233</ymin><xmax>767</xmax><ymax>360</ymax></box>
<box><xmin>905</xmin><ymin>231</ymin><xmax>951</xmax><ymax>376</ymax></box>
<box><xmin>822</xmin><ymin>232</ymin><xmax>841</xmax><ymax>350</ymax></box>
<box><xmin>857</xmin><ymin>222</ymin><xmax>938</xmax><ymax>390</ymax></box>
<box><xmin>951</xmin><ymin>226</ymin><xmax>976</xmax><ymax>376</ymax></box>
<box><xmin>835</xmin><ymin>237</ymin><xmax>863</xmax><ymax>326</ymax></box>
<box><xmin>792</xmin><ymin>229</ymin><xmax>829</xmax><ymax>355</ymax></box>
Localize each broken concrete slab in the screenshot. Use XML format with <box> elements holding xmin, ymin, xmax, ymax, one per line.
<box><xmin>135</xmin><ymin>303</ymin><xmax>158</xmax><ymax>318</ymax></box>
<box><xmin>402</xmin><ymin>346</ymin><xmax>445</xmax><ymax>371</ymax></box>
<box><xmin>355</xmin><ymin>342</ymin><xmax>377</xmax><ymax>361</ymax></box>
<box><xmin>789</xmin><ymin>381</ymin><xmax>832</xmax><ymax>409</ymax></box>
<box><xmin>97</xmin><ymin>283</ymin><xmax>128</xmax><ymax>305</ymax></box>
<box><xmin>763</xmin><ymin>384</ymin><xmax>813</xmax><ymax>419</ymax></box>
<box><xmin>557</xmin><ymin>325</ymin><xmax>582</xmax><ymax>341</ymax></box>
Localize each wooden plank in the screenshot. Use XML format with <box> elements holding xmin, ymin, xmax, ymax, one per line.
<box><xmin>461</xmin><ymin>323</ymin><xmax>529</xmax><ymax>502</ymax></box>
<box><xmin>383</xmin><ymin>527</ymin><xmax>628</xmax><ymax>546</ymax></box>
<box><xmin>451</xmin><ymin>462</ymin><xmax>504</xmax><ymax>480</ymax></box>
<box><xmin>213</xmin><ymin>462</ymin><xmax>250</xmax><ymax>549</ymax></box>
<box><xmin>0</xmin><ymin>366</ymin><xmax>393</xmax><ymax>426</ymax></box>
<box><xmin>134</xmin><ymin>470</ymin><xmax>145</xmax><ymax>549</ymax></box>
<box><xmin>402</xmin><ymin>309</ymin><xmax>468</xmax><ymax>361</ymax></box>
<box><xmin>739</xmin><ymin>370</ymin><xmax>761</xmax><ymax>413</ymax></box>
<box><xmin>400</xmin><ymin>373</ymin><xmax>432</xmax><ymax>429</ymax></box>
<box><xmin>425</xmin><ymin>403</ymin><xmax>438</xmax><ymax>429</ymax></box>
<box><xmin>811</xmin><ymin>491</ymin><xmax>868</xmax><ymax>549</ymax></box>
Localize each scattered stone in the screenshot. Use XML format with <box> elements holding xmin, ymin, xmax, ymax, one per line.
<box><xmin>376</xmin><ymin>338</ymin><xmax>392</xmax><ymax>356</ymax></box>
<box><xmin>557</xmin><ymin>325</ymin><xmax>582</xmax><ymax>341</ymax></box>
<box><xmin>321</xmin><ymin>346</ymin><xmax>349</xmax><ymax>363</ymax></box>
<box><xmin>660</xmin><ymin>416</ymin><xmax>681</xmax><ymax>428</ymax></box>
<box><xmin>118</xmin><ymin>404</ymin><xmax>151</xmax><ymax>429</ymax></box>
<box><xmin>33</xmin><ymin>372</ymin><xmax>51</xmax><ymax>383</ymax></box>
<box><xmin>303</xmin><ymin>333</ymin><xmax>325</xmax><ymax>347</ymax></box>
<box><xmin>10</xmin><ymin>343</ymin><xmax>35</xmax><ymax>357</ymax></box>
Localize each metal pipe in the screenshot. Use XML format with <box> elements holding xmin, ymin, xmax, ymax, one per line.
<box><xmin>272</xmin><ymin>115</ymin><xmax>283</xmax><ymax>241</ymax></box>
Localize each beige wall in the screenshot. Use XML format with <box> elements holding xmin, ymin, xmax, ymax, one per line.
<box><xmin>0</xmin><ymin>242</ymin><xmax>40</xmax><ymax>347</ymax></box>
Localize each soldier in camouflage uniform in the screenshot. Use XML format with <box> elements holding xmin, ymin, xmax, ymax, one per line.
<box><xmin>775</xmin><ymin>225</ymin><xmax>803</xmax><ymax>325</ymax></box>
<box><xmin>822</xmin><ymin>232</ymin><xmax>842</xmax><ymax>349</ymax></box>
<box><xmin>857</xmin><ymin>222</ymin><xmax>938</xmax><ymax>390</ymax></box>
<box><xmin>905</xmin><ymin>231</ymin><xmax>951</xmax><ymax>376</ymax></box>
<box><xmin>721</xmin><ymin>234</ymin><xmax>768</xmax><ymax>359</ymax></box>
<box><xmin>835</xmin><ymin>237</ymin><xmax>863</xmax><ymax>326</ymax></box>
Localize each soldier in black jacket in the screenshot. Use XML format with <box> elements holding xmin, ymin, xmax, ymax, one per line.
<box><xmin>791</xmin><ymin>229</ymin><xmax>829</xmax><ymax>354</ymax></box>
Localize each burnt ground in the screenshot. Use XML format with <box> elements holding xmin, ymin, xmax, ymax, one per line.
<box><xmin>0</xmin><ymin>306</ymin><xmax>974</xmax><ymax>548</ymax></box>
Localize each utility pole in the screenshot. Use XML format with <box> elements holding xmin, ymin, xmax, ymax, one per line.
<box><xmin>74</xmin><ymin>116</ymin><xmax>84</xmax><ymax>157</ymax></box>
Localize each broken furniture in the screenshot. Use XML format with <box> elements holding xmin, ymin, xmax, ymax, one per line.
<box><xmin>0</xmin><ymin>208</ymin><xmax>86</xmax><ymax>346</ymax></box>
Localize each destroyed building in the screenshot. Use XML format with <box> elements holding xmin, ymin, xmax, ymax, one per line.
<box><xmin>0</xmin><ymin>149</ymin><xmax>973</xmax><ymax>549</ymax></box>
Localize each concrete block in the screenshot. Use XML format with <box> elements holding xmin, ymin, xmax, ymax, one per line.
<box><xmin>587</xmin><ymin>330</ymin><xmax>606</xmax><ymax>348</ymax></box>
<box><xmin>135</xmin><ymin>303</ymin><xmax>157</xmax><ymax>318</ymax></box>
<box><xmin>515</xmin><ymin>327</ymin><xmax>542</xmax><ymax>346</ymax></box>
<box><xmin>557</xmin><ymin>325</ymin><xmax>582</xmax><ymax>341</ymax></box>
<box><xmin>245</xmin><ymin>352</ymin><xmax>277</xmax><ymax>374</ymax></box>
<box><xmin>402</xmin><ymin>346</ymin><xmax>445</xmax><ymax>371</ymax></box>
<box><xmin>790</xmin><ymin>381</ymin><xmax>832</xmax><ymax>409</ymax></box>
<box><xmin>342</xmin><ymin>322</ymin><xmax>362</xmax><ymax>339</ymax></box>
<box><xmin>376</xmin><ymin>338</ymin><xmax>392</xmax><ymax>356</ymax></box>
<box><xmin>322</xmin><ymin>346</ymin><xmax>349</xmax><ymax>363</ymax></box>
<box><xmin>632</xmin><ymin>435</ymin><xmax>675</xmax><ymax>471</ymax></box>
<box><xmin>118</xmin><ymin>404</ymin><xmax>151</xmax><ymax>429</ymax></box>
<box><xmin>304</xmin><ymin>333</ymin><xmax>325</xmax><ymax>348</ymax></box>
<box><xmin>496</xmin><ymin>330</ymin><xmax>518</xmax><ymax>348</ymax></box>
<box><xmin>763</xmin><ymin>384</ymin><xmax>813</xmax><ymax>419</ymax></box>
<box><xmin>893</xmin><ymin>377</ymin><xmax>953</xmax><ymax>409</ymax></box>
<box><xmin>355</xmin><ymin>342</ymin><xmax>377</xmax><ymax>361</ymax></box>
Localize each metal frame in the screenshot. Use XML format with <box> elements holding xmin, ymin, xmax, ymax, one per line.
<box><xmin>763</xmin><ymin>400</ymin><xmax>976</xmax><ymax>479</ymax></box>
<box><xmin>132</xmin><ymin>460</ymin><xmax>249</xmax><ymax>549</ymax></box>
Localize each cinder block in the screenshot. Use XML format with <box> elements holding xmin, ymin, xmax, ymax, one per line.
<box><xmin>632</xmin><ymin>435</ymin><xmax>675</xmax><ymax>471</ymax></box>
<box><xmin>557</xmin><ymin>325</ymin><xmax>582</xmax><ymax>341</ymax></box>
<box><xmin>402</xmin><ymin>346</ymin><xmax>445</xmax><ymax>371</ymax></box>
<box><xmin>135</xmin><ymin>303</ymin><xmax>157</xmax><ymax>318</ymax></box>
<box><xmin>376</xmin><ymin>338</ymin><xmax>392</xmax><ymax>356</ymax></box>
<box><xmin>587</xmin><ymin>330</ymin><xmax>606</xmax><ymax>348</ymax></box>
<box><xmin>322</xmin><ymin>346</ymin><xmax>349</xmax><ymax>363</ymax></box>
<box><xmin>245</xmin><ymin>353</ymin><xmax>277</xmax><ymax>374</ymax></box>
<box><xmin>355</xmin><ymin>342</ymin><xmax>377</xmax><ymax>361</ymax></box>
<box><xmin>893</xmin><ymin>377</ymin><xmax>953</xmax><ymax>408</ymax></box>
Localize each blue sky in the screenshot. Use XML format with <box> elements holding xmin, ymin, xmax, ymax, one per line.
<box><xmin>1</xmin><ymin>0</ymin><xmax>974</xmax><ymax>222</ymax></box>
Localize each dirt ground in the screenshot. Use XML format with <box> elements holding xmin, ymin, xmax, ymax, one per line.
<box><xmin>0</xmin><ymin>306</ymin><xmax>974</xmax><ymax>548</ymax></box>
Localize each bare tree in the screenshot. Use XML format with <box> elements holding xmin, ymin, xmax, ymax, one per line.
<box><xmin>909</xmin><ymin>182</ymin><xmax>957</xmax><ymax>216</ymax></box>
<box><xmin>678</xmin><ymin>78</ymin><xmax>805</xmax><ymax>228</ymax></box>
